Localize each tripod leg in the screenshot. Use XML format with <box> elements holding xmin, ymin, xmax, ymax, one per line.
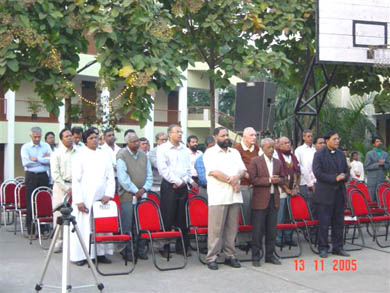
<box><xmin>62</xmin><ymin>224</ymin><xmax>71</xmax><ymax>293</ymax></box>
<box><xmin>35</xmin><ymin>223</ymin><xmax>62</xmax><ymax>291</ymax></box>
<box><xmin>72</xmin><ymin>222</ymin><xmax>104</xmax><ymax>291</ymax></box>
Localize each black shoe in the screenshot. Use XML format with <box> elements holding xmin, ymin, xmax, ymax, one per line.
<box><xmin>238</xmin><ymin>243</ymin><xmax>251</xmax><ymax>252</ymax></box>
<box><xmin>97</xmin><ymin>255</ymin><xmax>112</xmax><ymax>264</ymax></box>
<box><xmin>224</xmin><ymin>258</ymin><xmax>241</xmax><ymax>268</ymax></box>
<box><xmin>159</xmin><ymin>250</ymin><xmax>170</xmax><ymax>259</ymax></box>
<box><xmin>285</xmin><ymin>240</ymin><xmax>298</xmax><ymax>247</ymax></box>
<box><xmin>137</xmin><ymin>252</ymin><xmax>148</xmax><ymax>260</ymax></box>
<box><xmin>332</xmin><ymin>249</ymin><xmax>350</xmax><ymax>257</ymax></box>
<box><xmin>75</xmin><ymin>260</ymin><xmax>87</xmax><ymax>266</ymax></box>
<box><xmin>252</xmin><ymin>260</ymin><xmax>261</xmax><ymax>267</ymax></box>
<box><xmin>207</xmin><ymin>261</ymin><xmax>218</xmax><ymax>270</ymax></box>
<box><xmin>319</xmin><ymin>250</ymin><xmax>328</xmax><ymax>258</ymax></box>
<box><xmin>265</xmin><ymin>256</ymin><xmax>281</xmax><ymax>265</ymax></box>
<box><xmin>121</xmin><ymin>253</ymin><xmax>133</xmax><ymax>262</ymax></box>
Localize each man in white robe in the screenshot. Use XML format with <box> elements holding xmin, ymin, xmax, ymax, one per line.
<box><xmin>70</xmin><ymin>128</ymin><xmax>115</xmax><ymax>266</ymax></box>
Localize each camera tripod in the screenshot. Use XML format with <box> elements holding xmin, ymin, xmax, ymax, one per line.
<box><xmin>35</xmin><ymin>199</ymin><xmax>104</xmax><ymax>292</ymax></box>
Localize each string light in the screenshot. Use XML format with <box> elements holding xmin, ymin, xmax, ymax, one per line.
<box><xmin>50</xmin><ymin>47</ymin><xmax>136</xmax><ymax>108</ymax></box>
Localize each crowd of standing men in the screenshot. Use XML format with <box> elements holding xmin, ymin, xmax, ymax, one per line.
<box><xmin>20</xmin><ymin>124</ymin><xmax>389</xmax><ymax>269</ymax></box>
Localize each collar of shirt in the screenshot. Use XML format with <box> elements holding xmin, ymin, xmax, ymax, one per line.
<box><xmin>30</xmin><ymin>141</ymin><xmax>41</xmax><ymax>148</ymax></box>
<box><xmin>167</xmin><ymin>140</ymin><xmax>185</xmax><ymax>150</ymax></box>
<box><xmin>126</xmin><ymin>146</ymin><xmax>140</xmax><ymax>158</ymax></box>
<box><xmin>215</xmin><ymin>143</ymin><xmax>232</xmax><ymax>153</ymax></box>
<box><xmin>264</xmin><ymin>154</ymin><xmax>273</xmax><ymax>164</ymax></box>
<box><xmin>241</xmin><ymin>141</ymin><xmax>255</xmax><ymax>152</ymax></box>
<box><xmin>58</xmin><ymin>143</ymin><xmax>75</xmax><ymax>153</ymax></box>
<box><xmin>303</xmin><ymin>143</ymin><xmax>314</xmax><ymax>149</ymax></box>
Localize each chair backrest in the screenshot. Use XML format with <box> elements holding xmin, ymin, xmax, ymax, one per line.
<box><xmin>377</xmin><ymin>183</ymin><xmax>390</xmax><ymax>206</ymax></box>
<box><xmin>146</xmin><ymin>191</ymin><xmax>160</xmax><ymax>207</ymax></box>
<box><xmin>1</xmin><ymin>180</ymin><xmax>17</xmax><ymax>205</ymax></box>
<box><xmin>32</xmin><ymin>187</ymin><xmax>53</xmax><ymax>219</ymax></box>
<box><xmin>383</xmin><ymin>190</ymin><xmax>390</xmax><ymax>215</ymax></box>
<box><xmin>289</xmin><ymin>195</ymin><xmax>311</xmax><ymax>221</ymax></box>
<box><xmin>135</xmin><ymin>198</ymin><xmax>162</xmax><ymax>232</ymax></box>
<box><xmin>15</xmin><ymin>182</ymin><xmax>26</xmax><ymax>210</ymax></box>
<box><xmin>355</xmin><ymin>182</ymin><xmax>373</xmax><ymax>203</ymax></box>
<box><xmin>347</xmin><ymin>185</ymin><xmax>357</xmax><ymax>196</ymax></box>
<box><xmin>187</xmin><ymin>196</ymin><xmax>208</xmax><ymax>228</ymax></box>
<box><xmin>381</xmin><ymin>188</ymin><xmax>390</xmax><ymax>212</ymax></box>
<box><xmin>113</xmin><ymin>194</ymin><xmax>121</xmax><ymax>212</ymax></box>
<box><xmin>92</xmin><ymin>200</ymin><xmax>120</xmax><ymax>234</ymax></box>
<box><xmin>349</xmin><ymin>190</ymin><xmax>370</xmax><ymax>217</ymax></box>
<box><xmin>14</xmin><ymin>176</ymin><xmax>25</xmax><ymax>183</ymax></box>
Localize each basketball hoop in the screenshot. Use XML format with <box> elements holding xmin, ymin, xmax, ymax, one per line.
<box><xmin>368</xmin><ymin>45</ymin><xmax>390</xmax><ymax>68</ymax></box>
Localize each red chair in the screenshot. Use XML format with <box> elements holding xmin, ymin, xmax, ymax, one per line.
<box><xmin>30</xmin><ymin>187</ymin><xmax>53</xmax><ymax>249</ymax></box>
<box><xmin>349</xmin><ymin>190</ymin><xmax>390</xmax><ymax>249</ymax></box>
<box><xmin>134</xmin><ymin>198</ymin><xmax>187</xmax><ymax>271</ymax></box>
<box><xmin>355</xmin><ymin>182</ymin><xmax>378</xmax><ymax>207</ymax></box>
<box><xmin>0</xmin><ymin>179</ymin><xmax>17</xmax><ymax>228</ymax></box>
<box><xmin>14</xmin><ymin>182</ymin><xmax>27</xmax><ymax>235</ymax></box>
<box><xmin>377</xmin><ymin>183</ymin><xmax>390</xmax><ymax>207</ymax></box>
<box><xmin>186</xmin><ymin>196</ymin><xmax>208</xmax><ymax>264</ymax></box>
<box><xmin>288</xmin><ymin>195</ymin><xmax>319</xmax><ymax>254</ymax></box>
<box><xmin>146</xmin><ymin>191</ymin><xmax>160</xmax><ymax>207</ymax></box>
<box><xmin>90</xmin><ymin>200</ymin><xmax>135</xmax><ymax>276</ymax></box>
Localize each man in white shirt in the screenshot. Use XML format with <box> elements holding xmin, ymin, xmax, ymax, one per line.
<box><xmin>203</xmin><ymin>127</ymin><xmax>246</xmax><ymax>270</ymax></box>
<box><xmin>50</xmin><ymin>128</ymin><xmax>77</xmax><ymax>253</ymax></box>
<box><xmin>101</xmin><ymin>128</ymin><xmax>121</xmax><ymax>191</ymax></box>
<box><xmin>295</xmin><ymin>130</ymin><xmax>316</xmax><ymax>200</ymax></box>
<box><xmin>187</xmin><ymin>135</ymin><xmax>203</xmax><ymax>183</ymax></box>
<box><xmin>350</xmin><ymin>151</ymin><xmax>365</xmax><ymax>182</ymax></box>
<box><xmin>148</xmin><ymin>132</ymin><xmax>168</xmax><ymax>193</ymax></box>
<box><xmin>157</xmin><ymin>124</ymin><xmax>198</xmax><ymax>257</ymax></box>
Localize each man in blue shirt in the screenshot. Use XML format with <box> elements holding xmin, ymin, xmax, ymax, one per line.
<box><xmin>20</xmin><ymin>127</ymin><xmax>52</xmax><ymax>239</ymax></box>
<box><xmin>117</xmin><ymin>132</ymin><xmax>153</xmax><ymax>260</ymax></box>
<box><xmin>194</xmin><ymin>136</ymin><xmax>215</xmax><ymax>199</ymax></box>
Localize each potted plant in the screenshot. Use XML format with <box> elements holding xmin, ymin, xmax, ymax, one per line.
<box><xmin>27</xmin><ymin>97</ymin><xmax>43</xmax><ymax>120</ymax></box>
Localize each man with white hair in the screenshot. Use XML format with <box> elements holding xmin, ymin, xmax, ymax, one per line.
<box><xmin>234</xmin><ymin>127</ymin><xmax>259</xmax><ymax>225</ymax></box>
<box><xmin>21</xmin><ymin>126</ymin><xmax>52</xmax><ymax>239</ymax></box>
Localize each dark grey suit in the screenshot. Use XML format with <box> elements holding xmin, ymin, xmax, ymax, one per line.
<box><xmin>364</xmin><ymin>149</ymin><xmax>389</xmax><ymax>201</ymax></box>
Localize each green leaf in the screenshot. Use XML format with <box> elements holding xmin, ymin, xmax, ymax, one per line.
<box><xmin>132</xmin><ymin>55</ymin><xmax>145</xmax><ymax>70</ymax></box>
<box><xmin>7</xmin><ymin>59</ymin><xmax>18</xmax><ymax>72</ymax></box>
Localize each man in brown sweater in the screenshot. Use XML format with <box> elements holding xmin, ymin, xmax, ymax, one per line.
<box><xmin>234</xmin><ymin>127</ymin><xmax>260</xmax><ymax>225</ymax></box>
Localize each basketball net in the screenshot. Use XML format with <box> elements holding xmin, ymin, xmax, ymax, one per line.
<box><xmin>369</xmin><ymin>45</ymin><xmax>390</xmax><ymax>68</ymax></box>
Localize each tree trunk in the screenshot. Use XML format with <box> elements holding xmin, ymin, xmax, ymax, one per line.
<box><xmin>65</xmin><ymin>98</ymin><xmax>72</xmax><ymax>129</ymax></box>
<box><xmin>209</xmin><ymin>77</ymin><xmax>215</xmax><ymax>135</ymax></box>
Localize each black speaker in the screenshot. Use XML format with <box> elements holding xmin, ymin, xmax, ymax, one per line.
<box><xmin>234</xmin><ymin>81</ymin><xmax>276</xmax><ymax>132</ymax></box>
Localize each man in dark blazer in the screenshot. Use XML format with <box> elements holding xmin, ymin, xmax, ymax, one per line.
<box><xmin>313</xmin><ymin>131</ymin><xmax>350</xmax><ymax>258</ymax></box>
<box><xmin>249</xmin><ymin>138</ymin><xmax>285</xmax><ymax>267</ymax></box>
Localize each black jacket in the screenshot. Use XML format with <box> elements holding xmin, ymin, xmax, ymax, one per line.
<box><xmin>312</xmin><ymin>147</ymin><xmax>350</xmax><ymax>205</ymax></box>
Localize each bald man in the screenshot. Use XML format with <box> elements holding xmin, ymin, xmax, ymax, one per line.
<box><xmin>275</xmin><ymin>136</ymin><xmax>301</xmax><ymax>247</ymax></box>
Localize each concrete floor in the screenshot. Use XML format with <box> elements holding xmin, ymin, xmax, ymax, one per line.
<box><xmin>0</xmin><ymin>224</ymin><xmax>389</xmax><ymax>293</ymax></box>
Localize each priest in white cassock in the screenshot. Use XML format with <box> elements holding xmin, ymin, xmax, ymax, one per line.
<box><xmin>70</xmin><ymin>128</ymin><xmax>115</xmax><ymax>266</ymax></box>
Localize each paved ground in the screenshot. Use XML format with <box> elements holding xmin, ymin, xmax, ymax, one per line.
<box><xmin>0</xmin><ymin>225</ymin><xmax>389</xmax><ymax>293</ymax></box>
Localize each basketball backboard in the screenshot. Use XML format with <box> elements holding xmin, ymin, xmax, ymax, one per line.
<box><xmin>317</xmin><ymin>0</ymin><xmax>390</xmax><ymax>66</ymax></box>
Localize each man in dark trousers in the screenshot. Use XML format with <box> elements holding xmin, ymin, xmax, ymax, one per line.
<box><xmin>312</xmin><ymin>131</ymin><xmax>350</xmax><ymax>258</ymax></box>
<box><xmin>249</xmin><ymin>138</ymin><xmax>285</xmax><ymax>267</ymax></box>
